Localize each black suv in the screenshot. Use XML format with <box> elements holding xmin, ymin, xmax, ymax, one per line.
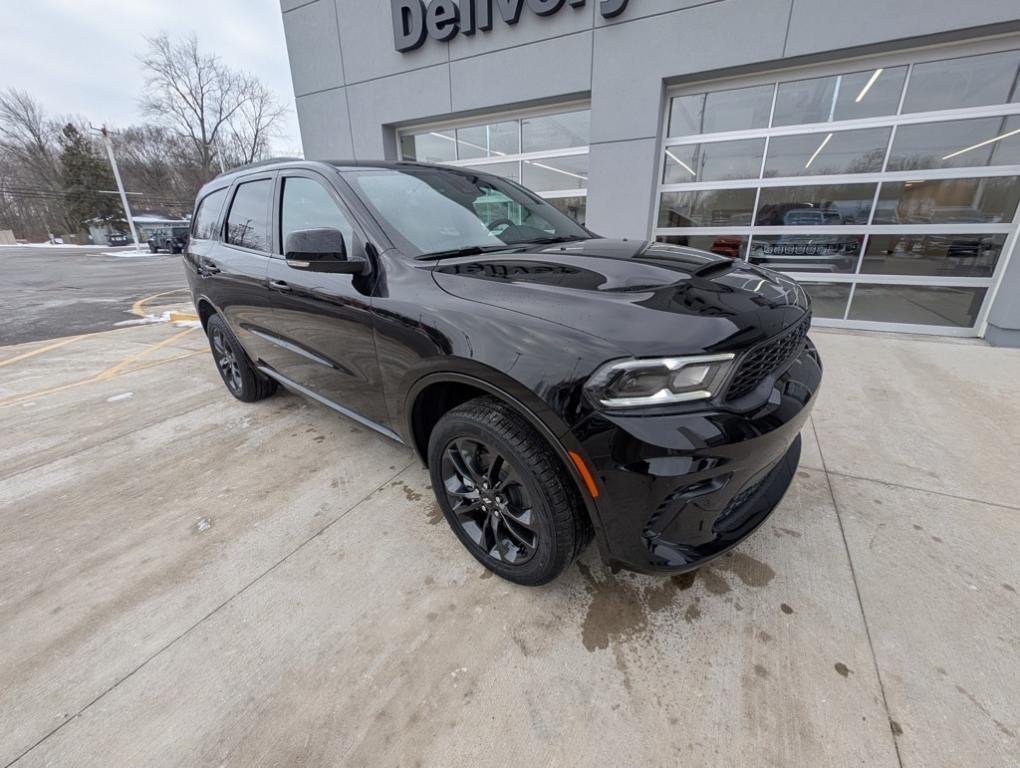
<box><xmin>185</xmin><ymin>160</ymin><xmax>821</xmax><ymax>585</ymax></box>
<box><xmin>148</xmin><ymin>227</ymin><xmax>190</xmax><ymax>254</ymax></box>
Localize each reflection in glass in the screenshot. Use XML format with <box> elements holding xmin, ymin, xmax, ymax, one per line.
<box><xmin>461</xmin><ymin>161</ymin><xmax>522</xmax><ymax>182</ymax></box>
<box><xmin>658</xmin><ymin>189</ymin><xmax>757</xmax><ymax>227</ymax></box>
<box><xmin>522</xmin><ymin>111</ymin><xmax>591</xmax><ymax>153</ymax></box>
<box><xmin>862</xmin><ymin>234</ymin><xmax>1005</xmax><ymax>278</ymax></box>
<box><xmin>663</xmin><ymin>139</ymin><xmax>765</xmax><ymax>183</ymax></box>
<box><xmin>887</xmin><ymin>116</ymin><xmax>1020</xmax><ymax>171</ymax></box>
<box><xmin>456</xmin><ymin>121</ymin><xmax>520</xmax><ymax>159</ymax></box>
<box><xmin>903</xmin><ymin>49</ymin><xmax>1020</xmax><ymax>113</ymax></box>
<box><xmin>656</xmin><ymin>234</ymin><xmax>749</xmax><ymax>260</ymax></box>
<box><xmin>875</xmin><ymin>177</ymin><xmax>1020</xmax><ymax>224</ymax></box>
<box><xmin>755</xmin><ymin>184</ymin><xmax>876</xmax><ymax>225</ymax></box>
<box><xmin>522</xmin><ymin>155</ymin><xmax>589</xmax><ymax>191</ymax></box>
<box><xmin>773</xmin><ymin>66</ymin><xmax>907</xmax><ymax>126</ymax></box>
<box><xmin>848</xmin><ymin>284</ymin><xmax>986</xmax><ymax>327</ymax></box>
<box><xmin>749</xmin><ymin>234</ymin><xmax>863</xmax><ymax>273</ymax></box>
<box><xmin>798</xmin><ymin>282</ymin><xmax>851</xmax><ymax>319</ymax></box>
<box><xmin>764</xmin><ymin>128</ymin><xmax>890</xmax><ymax>177</ymax></box>
<box><xmin>545</xmin><ymin>196</ymin><xmax>587</xmax><ymax>225</ymax></box>
<box><xmin>400</xmin><ymin>131</ymin><xmax>456</xmax><ymax>162</ymax></box>
<box><xmin>668</xmin><ymin>85</ymin><xmax>774</xmax><ymax>136</ymax></box>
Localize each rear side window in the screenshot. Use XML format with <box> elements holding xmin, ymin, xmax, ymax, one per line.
<box><xmin>192</xmin><ymin>188</ymin><xmax>228</xmax><ymax>240</ymax></box>
<box><xmin>225</xmin><ymin>180</ymin><xmax>273</xmax><ymax>252</ymax></box>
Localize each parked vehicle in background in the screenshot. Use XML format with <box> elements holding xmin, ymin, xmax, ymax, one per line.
<box><xmin>148</xmin><ymin>226</ymin><xmax>190</xmax><ymax>253</ymax></box>
<box><xmin>185</xmin><ymin>160</ymin><xmax>822</xmax><ymax>585</ymax></box>
<box><xmin>107</xmin><ymin>233</ymin><xmax>133</xmax><ymax>247</ymax></box>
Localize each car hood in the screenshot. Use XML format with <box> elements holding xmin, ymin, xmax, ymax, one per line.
<box><xmin>430</xmin><ymin>238</ymin><xmax>810</xmax><ymax>355</ymax></box>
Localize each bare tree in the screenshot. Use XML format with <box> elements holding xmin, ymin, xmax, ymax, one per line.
<box><xmin>224</xmin><ymin>80</ymin><xmax>288</xmax><ymax>166</ymax></box>
<box><xmin>0</xmin><ymin>89</ymin><xmax>62</xmax><ymax>189</ymax></box>
<box><xmin>139</xmin><ymin>33</ymin><xmax>289</xmax><ymax>177</ymax></box>
<box><xmin>139</xmin><ymin>33</ymin><xmax>247</xmax><ymax>176</ymax></box>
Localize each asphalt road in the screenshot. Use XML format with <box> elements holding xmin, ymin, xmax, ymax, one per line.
<box><xmin>0</xmin><ymin>246</ymin><xmax>189</xmax><ymax>345</ymax></box>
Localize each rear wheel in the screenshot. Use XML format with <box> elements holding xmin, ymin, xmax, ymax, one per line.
<box><xmin>427</xmin><ymin>397</ymin><xmax>592</xmax><ymax>586</ymax></box>
<box><xmin>206</xmin><ymin>314</ymin><xmax>277</xmax><ymax>403</ymax></box>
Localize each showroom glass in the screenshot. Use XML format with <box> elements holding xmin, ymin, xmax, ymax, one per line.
<box><xmin>874</xmin><ymin>178</ymin><xmax>1020</xmax><ymax>224</ymax></box>
<box><xmin>663</xmin><ymin>139</ymin><xmax>765</xmax><ymax>183</ymax></box>
<box><xmin>523</xmin><ymin>155</ymin><xmax>589</xmax><ymax>191</ymax></box>
<box><xmin>345</xmin><ymin>168</ymin><xmax>588</xmax><ymax>255</ymax></box>
<box><xmin>668</xmin><ymin>84</ymin><xmax>774</xmax><ymax>136</ymax></box>
<box><xmin>193</xmin><ymin>188</ymin><xmax>227</xmax><ymax>240</ymax></box>
<box><xmin>456</xmin><ymin>121</ymin><xmax>519</xmax><ymax>159</ymax></box>
<box><xmin>848</xmin><ymin>285</ymin><xmax>987</xmax><ymax>327</ymax></box>
<box><xmin>462</xmin><ymin>161</ymin><xmax>522</xmax><ymax>182</ymax></box>
<box><xmin>657</xmin><ymin>46</ymin><xmax>1020</xmax><ymax>333</ymax></box>
<box><xmin>225</xmin><ymin>180</ymin><xmax>272</xmax><ymax>252</ymax></box>
<box><xmin>772</xmin><ymin>66</ymin><xmax>907</xmax><ymax>126</ymax></box>
<box><xmin>546</xmin><ymin>196</ymin><xmax>587</xmax><ymax>226</ymax></box>
<box><xmin>522</xmin><ymin>110</ymin><xmax>590</xmax><ymax>152</ymax></box>
<box><xmin>749</xmin><ymin>234</ymin><xmax>864</xmax><ymax>274</ymax></box>
<box><xmin>863</xmin><ymin>234</ymin><xmax>1005</xmax><ymax>278</ymax></box>
<box><xmin>902</xmin><ymin>49</ymin><xmax>1020</xmax><ymax>113</ymax></box>
<box><xmin>756</xmin><ymin>184</ymin><xmax>876</xmax><ymax>225</ymax></box>
<box><xmin>400</xmin><ymin>131</ymin><xmax>456</xmax><ymax>162</ymax></box>
<box><xmin>887</xmin><ymin>116</ymin><xmax>1020</xmax><ymax>171</ymax></box>
<box><xmin>764</xmin><ymin>128</ymin><xmax>891</xmax><ymax>177</ymax></box>
<box><xmin>658</xmin><ymin>189</ymin><xmax>757</xmax><ymax>227</ymax></box>
<box><xmin>280</xmin><ymin>177</ymin><xmax>354</xmax><ymax>253</ymax></box>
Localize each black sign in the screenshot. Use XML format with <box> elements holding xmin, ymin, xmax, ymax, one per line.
<box><xmin>391</xmin><ymin>0</ymin><xmax>629</xmax><ymax>52</ymax></box>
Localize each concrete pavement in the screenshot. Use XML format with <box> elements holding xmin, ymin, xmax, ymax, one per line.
<box><xmin>0</xmin><ymin>324</ymin><xmax>1017</xmax><ymax>767</ymax></box>
<box><xmin>0</xmin><ymin>247</ymin><xmax>188</xmax><ymax>345</ymax></box>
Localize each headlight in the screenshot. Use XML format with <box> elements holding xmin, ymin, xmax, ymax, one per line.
<box><xmin>584</xmin><ymin>354</ymin><xmax>735</xmax><ymax>408</ymax></box>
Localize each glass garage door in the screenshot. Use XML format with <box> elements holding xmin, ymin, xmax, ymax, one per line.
<box><xmin>397</xmin><ymin>105</ymin><xmax>590</xmax><ymax>225</ymax></box>
<box><xmin>655</xmin><ymin>43</ymin><xmax>1020</xmax><ymax>335</ymax></box>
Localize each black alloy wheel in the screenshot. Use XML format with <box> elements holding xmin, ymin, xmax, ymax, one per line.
<box><xmin>427</xmin><ymin>396</ymin><xmax>592</xmax><ymax>585</ymax></box>
<box><xmin>205</xmin><ymin>314</ymin><xmax>277</xmax><ymax>403</ymax></box>
<box><xmin>211</xmin><ymin>325</ymin><xmax>243</xmax><ymax>395</ymax></box>
<box><xmin>441</xmin><ymin>437</ymin><xmax>539</xmax><ymax>566</ymax></box>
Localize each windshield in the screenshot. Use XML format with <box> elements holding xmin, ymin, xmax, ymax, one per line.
<box><xmin>342</xmin><ymin>166</ymin><xmax>589</xmax><ymax>256</ymax></box>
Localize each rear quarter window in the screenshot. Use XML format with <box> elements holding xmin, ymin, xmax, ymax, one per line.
<box><xmin>192</xmin><ymin>188</ymin><xmax>228</xmax><ymax>241</ymax></box>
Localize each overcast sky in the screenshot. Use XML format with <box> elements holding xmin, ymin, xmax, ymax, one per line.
<box><xmin>1</xmin><ymin>0</ymin><xmax>302</xmax><ymax>154</ymax></box>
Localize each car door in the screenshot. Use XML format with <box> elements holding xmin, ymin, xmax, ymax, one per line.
<box><xmin>259</xmin><ymin>170</ymin><xmax>391</xmax><ymax>431</ymax></box>
<box><xmin>196</xmin><ymin>174</ymin><xmax>279</xmax><ymax>366</ymax></box>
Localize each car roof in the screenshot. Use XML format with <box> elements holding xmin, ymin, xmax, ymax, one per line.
<box><xmin>197</xmin><ymin>158</ymin><xmax>482</xmax><ymax>198</ymax></box>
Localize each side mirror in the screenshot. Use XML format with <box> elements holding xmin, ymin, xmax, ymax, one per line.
<box><xmin>285</xmin><ymin>228</ymin><xmax>366</xmax><ymax>274</ymax></box>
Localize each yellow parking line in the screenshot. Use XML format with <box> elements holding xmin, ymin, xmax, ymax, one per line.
<box><xmin>131</xmin><ymin>288</ymin><xmax>191</xmax><ymax>318</ymax></box>
<box><xmin>0</xmin><ymin>336</ymin><xmax>84</xmax><ymax>368</ymax></box>
<box><xmin>0</xmin><ymin>328</ymin><xmax>200</xmax><ymax>408</ymax></box>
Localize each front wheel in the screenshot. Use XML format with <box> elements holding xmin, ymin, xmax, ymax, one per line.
<box><xmin>427</xmin><ymin>397</ymin><xmax>592</xmax><ymax>586</ymax></box>
<box><xmin>205</xmin><ymin>314</ymin><xmax>277</xmax><ymax>403</ymax></box>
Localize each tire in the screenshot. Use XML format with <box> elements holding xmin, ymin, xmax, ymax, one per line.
<box><xmin>427</xmin><ymin>396</ymin><xmax>592</xmax><ymax>586</ymax></box>
<box><xmin>205</xmin><ymin>314</ymin><xmax>277</xmax><ymax>403</ymax></box>
<box><xmin>149</xmin><ymin>244</ymin><xmax>158</xmax><ymax>254</ymax></box>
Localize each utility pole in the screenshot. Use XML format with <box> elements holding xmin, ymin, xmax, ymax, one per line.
<box><xmin>92</xmin><ymin>125</ymin><xmax>141</xmax><ymax>251</ymax></box>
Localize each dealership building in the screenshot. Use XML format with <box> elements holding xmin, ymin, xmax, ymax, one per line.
<box><xmin>281</xmin><ymin>0</ymin><xmax>1020</xmax><ymax>345</ymax></box>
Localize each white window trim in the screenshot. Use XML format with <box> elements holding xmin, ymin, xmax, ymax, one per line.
<box><xmin>654</xmin><ymin>36</ymin><xmax>1020</xmax><ymax>337</ymax></box>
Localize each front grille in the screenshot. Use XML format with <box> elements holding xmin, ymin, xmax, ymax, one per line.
<box><xmin>725</xmin><ymin>312</ymin><xmax>811</xmax><ymax>402</ymax></box>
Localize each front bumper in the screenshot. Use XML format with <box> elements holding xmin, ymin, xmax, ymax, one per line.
<box><xmin>574</xmin><ymin>339</ymin><xmax>822</xmax><ymax>574</ymax></box>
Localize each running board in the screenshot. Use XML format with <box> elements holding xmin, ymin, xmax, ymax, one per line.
<box><xmin>256</xmin><ymin>366</ymin><xmax>404</xmax><ymax>444</ymax></box>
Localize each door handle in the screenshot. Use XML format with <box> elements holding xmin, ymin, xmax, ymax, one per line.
<box><xmin>270</xmin><ymin>280</ymin><xmax>291</xmax><ymax>292</ymax></box>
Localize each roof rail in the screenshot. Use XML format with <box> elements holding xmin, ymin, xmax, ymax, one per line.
<box><xmin>214</xmin><ymin>157</ymin><xmax>305</xmax><ymax>179</ymax></box>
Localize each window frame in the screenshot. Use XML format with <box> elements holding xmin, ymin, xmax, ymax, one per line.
<box><xmin>222</xmin><ymin>173</ymin><xmax>277</xmax><ymax>255</ymax></box>
<box><xmin>395</xmin><ymin>101</ymin><xmax>592</xmax><ymax>209</ymax></box>
<box><xmin>191</xmin><ymin>186</ymin><xmax>230</xmax><ymax>242</ymax></box>
<box><xmin>273</xmin><ymin>169</ymin><xmax>364</xmax><ymax>261</ymax></box>
<box><xmin>654</xmin><ymin>34</ymin><xmax>1020</xmax><ymax>338</ymax></box>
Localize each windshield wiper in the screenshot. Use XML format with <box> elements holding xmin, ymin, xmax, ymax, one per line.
<box><xmin>415</xmin><ymin>245</ymin><xmax>515</xmax><ymax>261</ymax></box>
<box><xmin>514</xmin><ymin>235</ymin><xmax>587</xmax><ymax>246</ymax></box>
